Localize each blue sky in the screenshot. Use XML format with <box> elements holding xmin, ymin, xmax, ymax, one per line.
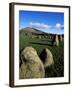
<box><xmin>19</xmin><ymin>10</ymin><xmax>64</xmax><ymax>34</ymax></box>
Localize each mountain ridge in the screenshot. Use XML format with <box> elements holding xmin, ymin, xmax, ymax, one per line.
<box><xmin>20</xmin><ymin>27</ymin><xmax>64</xmax><ymax>35</ymax></box>
<box><xmin>19</xmin><ymin>27</ymin><xmax>46</xmax><ymax>34</ymax></box>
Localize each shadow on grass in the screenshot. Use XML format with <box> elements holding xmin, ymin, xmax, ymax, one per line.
<box><xmin>41</xmin><ymin>39</ymin><xmax>52</xmax><ymax>42</ymax></box>
<box><xmin>30</xmin><ymin>42</ymin><xmax>53</xmax><ymax>46</ymax></box>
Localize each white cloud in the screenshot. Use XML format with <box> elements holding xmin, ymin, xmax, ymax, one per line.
<box><xmin>56</xmin><ymin>23</ymin><xmax>61</xmax><ymax>28</ymax></box>
<box><xmin>55</xmin><ymin>23</ymin><xmax>64</xmax><ymax>30</ymax></box>
<box><xmin>29</xmin><ymin>22</ymin><xmax>64</xmax><ymax>32</ymax></box>
<box><xmin>29</xmin><ymin>22</ymin><xmax>51</xmax><ymax>30</ymax></box>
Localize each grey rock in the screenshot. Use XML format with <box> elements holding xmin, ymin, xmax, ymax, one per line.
<box><xmin>19</xmin><ymin>46</ymin><xmax>45</xmax><ymax>79</ymax></box>
<box><xmin>40</xmin><ymin>48</ymin><xmax>54</xmax><ymax>68</ymax></box>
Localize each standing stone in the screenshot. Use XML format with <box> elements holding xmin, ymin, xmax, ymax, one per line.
<box><xmin>19</xmin><ymin>47</ymin><xmax>45</xmax><ymax>79</ymax></box>
<box><xmin>40</xmin><ymin>48</ymin><xmax>54</xmax><ymax>68</ymax></box>
<box><xmin>39</xmin><ymin>36</ymin><xmax>41</xmax><ymax>39</ymax></box>
<box><xmin>55</xmin><ymin>35</ymin><xmax>59</xmax><ymax>46</ymax></box>
<box><xmin>60</xmin><ymin>35</ymin><xmax>63</xmax><ymax>42</ymax></box>
<box><xmin>52</xmin><ymin>35</ymin><xmax>59</xmax><ymax>46</ymax></box>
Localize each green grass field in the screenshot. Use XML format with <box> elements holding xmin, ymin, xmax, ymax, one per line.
<box><xmin>19</xmin><ymin>32</ymin><xmax>64</xmax><ymax>78</ymax></box>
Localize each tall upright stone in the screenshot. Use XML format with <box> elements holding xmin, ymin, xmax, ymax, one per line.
<box><xmin>60</xmin><ymin>35</ymin><xmax>63</xmax><ymax>42</ymax></box>
<box><xmin>52</xmin><ymin>35</ymin><xmax>59</xmax><ymax>46</ymax></box>
<box><xmin>55</xmin><ymin>35</ymin><xmax>59</xmax><ymax>46</ymax></box>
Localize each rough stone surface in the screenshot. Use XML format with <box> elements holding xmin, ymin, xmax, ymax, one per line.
<box><xmin>60</xmin><ymin>35</ymin><xmax>63</xmax><ymax>42</ymax></box>
<box><xmin>55</xmin><ymin>35</ymin><xmax>59</xmax><ymax>46</ymax></box>
<box><xmin>40</xmin><ymin>48</ymin><xmax>54</xmax><ymax>68</ymax></box>
<box><xmin>19</xmin><ymin>46</ymin><xmax>45</xmax><ymax>79</ymax></box>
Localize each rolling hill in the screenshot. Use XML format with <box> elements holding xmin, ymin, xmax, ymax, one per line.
<box><xmin>20</xmin><ymin>27</ymin><xmax>46</xmax><ymax>34</ymax></box>
<box><xmin>20</xmin><ymin>27</ymin><xmax>64</xmax><ymax>36</ymax></box>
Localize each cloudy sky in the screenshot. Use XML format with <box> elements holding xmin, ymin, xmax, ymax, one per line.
<box><xmin>19</xmin><ymin>10</ymin><xmax>64</xmax><ymax>34</ymax></box>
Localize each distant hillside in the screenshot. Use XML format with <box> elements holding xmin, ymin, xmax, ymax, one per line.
<box><xmin>20</xmin><ymin>27</ymin><xmax>64</xmax><ymax>36</ymax></box>
<box><xmin>20</xmin><ymin>27</ymin><xmax>46</xmax><ymax>34</ymax></box>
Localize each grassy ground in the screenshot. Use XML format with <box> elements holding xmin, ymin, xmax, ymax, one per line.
<box><xmin>19</xmin><ymin>32</ymin><xmax>64</xmax><ymax>77</ymax></box>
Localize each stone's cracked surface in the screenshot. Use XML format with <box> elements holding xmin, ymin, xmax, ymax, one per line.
<box><xmin>19</xmin><ymin>46</ymin><xmax>54</xmax><ymax>79</ymax></box>
<box><xmin>19</xmin><ymin>46</ymin><xmax>45</xmax><ymax>79</ymax></box>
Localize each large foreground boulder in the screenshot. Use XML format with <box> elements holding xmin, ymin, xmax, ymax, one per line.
<box><xmin>19</xmin><ymin>47</ymin><xmax>45</xmax><ymax>79</ymax></box>
<box><xmin>40</xmin><ymin>48</ymin><xmax>54</xmax><ymax>68</ymax></box>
